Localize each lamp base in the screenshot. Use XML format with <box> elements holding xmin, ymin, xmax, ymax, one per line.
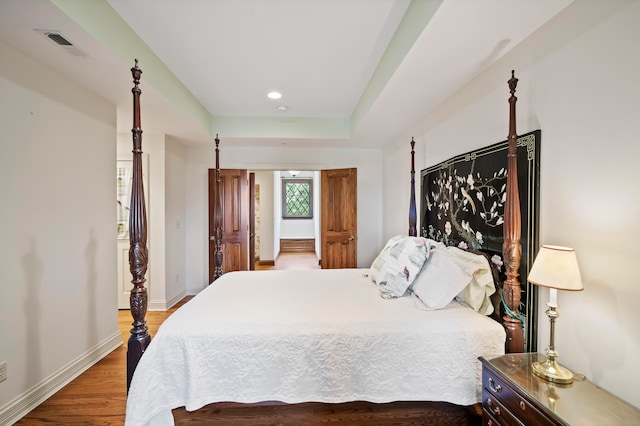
<box><xmin>532</xmin><ymin>358</ymin><xmax>574</xmax><ymax>384</ymax></box>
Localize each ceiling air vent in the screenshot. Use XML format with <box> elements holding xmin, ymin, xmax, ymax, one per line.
<box><xmin>34</xmin><ymin>29</ymin><xmax>88</xmax><ymax>57</ymax></box>
<box><xmin>47</xmin><ymin>33</ymin><xmax>73</xmax><ymax>46</ymax></box>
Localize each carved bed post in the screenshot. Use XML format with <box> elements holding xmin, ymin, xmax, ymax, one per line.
<box><xmin>502</xmin><ymin>70</ymin><xmax>525</xmax><ymax>353</ymax></box>
<box><xmin>409</xmin><ymin>137</ymin><xmax>417</xmax><ymax>237</ymax></box>
<box><xmin>213</xmin><ymin>135</ymin><xmax>224</xmax><ymax>281</ymax></box>
<box><xmin>127</xmin><ymin>59</ymin><xmax>151</xmax><ymax>391</ymax></box>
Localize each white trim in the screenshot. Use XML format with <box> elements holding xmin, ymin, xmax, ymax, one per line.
<box><xmin>0</xmin><ymin>332</ymin><xmax>122</xmax><ymax>425</ymax></box>
<box><xmin>148</xmin><ymin>290</ymin><xmax>187</xmax><ymax>311</ymax></box>
<box><xmin>224</xmin><ymin>162</ymin><xmax>329</xmax><ymax>171</ymax></box>
<box><xmin>166</xmin><ymin>290</ymin><xmax>187</xmax><ymax>309</ymax></box>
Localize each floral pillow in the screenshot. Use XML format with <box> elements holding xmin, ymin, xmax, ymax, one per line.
<box><xmin>369</xmin><ymin>235</ymin><xmax>430</xmax><ymax>298</ymax></box>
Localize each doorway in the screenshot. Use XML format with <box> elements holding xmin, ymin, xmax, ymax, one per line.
<box><xmin>253</xmin><ymin>170</ymin><xmax>320</xmax><ymax>270</ymax></box>
<box><xmin>208</xmin><ymin>168</ymin><xmax>357</xmax><ymax>278</ymax></box>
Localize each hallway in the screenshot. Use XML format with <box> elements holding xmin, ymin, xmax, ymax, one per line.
<box><xmin>255</xmin><ymin>252</ymin><xmax>320</xmax><ymax>271</ymax></box>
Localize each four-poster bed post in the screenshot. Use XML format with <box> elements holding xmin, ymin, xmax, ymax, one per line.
<box><xmin>409</xmin><ymin>137</ymin><xmax>417</xmax><ymax>237</ymax></box>
<box><xmin>127</xmin><ymin>59</ymin><xmax>151</xmax><ymax>391</ymax></box>
<box><xmin>212</xmin><ymin>135</ymin><xmax>223</xmax><ymax>281</ymax></box>
<box><xmin>124</xmin><ymin>64</ymin><xmax>527</xmax><ymax>397</ymax></box>
<box><xmin>502</xmin><ymin>70</ymin><xmax>525</xmax><ymax>353</ymax></box>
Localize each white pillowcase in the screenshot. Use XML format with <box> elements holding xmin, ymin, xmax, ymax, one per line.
<box><xmin>369</xmin><ymin>235</ymin><xmax>430</xmax><ymax>298</ymax></box>
<box><xmin>410</xmin><ymin>245</ymin><xmax>496</xmax><ymax>314</ymax></box>
<box><xmin>453</xmin><ymin>251</ymin><xmax>497</xmax><ymax>315</ymax></box>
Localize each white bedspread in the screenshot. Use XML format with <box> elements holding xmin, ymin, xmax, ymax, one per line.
<box><xmin>125</xmin><ymin>268</ymin><xmax>505</xmax><ymax>426</ymax></box>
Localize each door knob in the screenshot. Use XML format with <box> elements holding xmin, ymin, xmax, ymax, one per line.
<box><xmin>348</xmin><ymin>235</ymin><xmax>355</xmax><ymax>241</ymax></box>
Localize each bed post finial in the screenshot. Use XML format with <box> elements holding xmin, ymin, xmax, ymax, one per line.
<box><xmin>502</xmin><ymin>70</ymin><xmax>524</xmax><ymax>353</ymax></box>
<box><xmin>127</xmin><ymin>59</ymin><xmax>151</xmax><ymax>391</ymax></box>
<box><xmin>409</xmin><ymin>137</ymin><xmax>417</xmax><ymax>237</ymax></box>
<box><xmin>213</xmin><ymin>134</ymin><xmax>224</xmax><ymax>281</ymax></box>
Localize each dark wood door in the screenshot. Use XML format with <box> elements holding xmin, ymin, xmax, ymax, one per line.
<box><xmin>320</xmin><ymin>168</ymin><xmax>357</xmax><ymax>269</ymax></box>
<box><xmin>209</xmin><ymin>169</ymin><xmax>249</xmax><ymax>283</ymax></box>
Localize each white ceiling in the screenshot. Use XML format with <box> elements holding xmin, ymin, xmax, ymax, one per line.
<box><xmin>0</xmin><ymin>0</ymin><xmax>573</xmax><ymax>148</ymax></box>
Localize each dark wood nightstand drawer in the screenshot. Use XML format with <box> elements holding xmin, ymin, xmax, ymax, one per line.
<box><xmin>482</xmin><ymin>391</ymin><xmax>524</xmax><ymax>426</ymax></box>
<box><xmin>481</xmin><ymin>354</ymin><xmax>640</xmax><ymax>426</ymax></box>
<box><xmin>483</xmin><ymin>366</ymin><xmax>556</xmax><ymax>426</ymax></box>
<box><xmin>482</xmin><ymin>408</ymin><xmax>504</xmax><ymax>426</ymax></box>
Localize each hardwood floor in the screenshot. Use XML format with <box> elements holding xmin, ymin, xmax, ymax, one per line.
<box><xmin>256</xmin><ymin>252</ymin><xmax>320</xmax><ymax>271</ymax></box>
<box><xmin>172</xmin><ymin>401</ymin><xmax>481</xmax><ymax>425</ymax></box>
<box><xmin>15</xmin><ymin>298</ymin><xmax>189</xmax><ymax>425</ymax></box>
<box><xmin>15</xmin><ymin>254</ymin><xmax>481</xmax><ymax>425</ymax></box>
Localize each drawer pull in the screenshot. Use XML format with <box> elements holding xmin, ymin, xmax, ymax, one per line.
<box><xmin>488</xmin><ymin>377</ymin><xmax>502</xmax><ymax>393</ymax></box>
<box><xmin>487</xmin><ymin>398</ymin><xmax>501</xmax><ymax>416</ymax></box>
<box><xmin>520</xmin><ymin>400</ymin><xmax>526</xmax><ymax>411</ymax></box>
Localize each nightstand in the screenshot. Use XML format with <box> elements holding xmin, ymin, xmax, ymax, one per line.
<box><xmin>479</xmin><ymin>353</ymin><xmax>640</xmax><ymax>425</ymax></box>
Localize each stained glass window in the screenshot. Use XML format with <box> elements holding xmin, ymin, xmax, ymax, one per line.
<box><xmin>282</xmin><ymin>178</ymin><xmax>313</xmax><ymax>219</ymax></box>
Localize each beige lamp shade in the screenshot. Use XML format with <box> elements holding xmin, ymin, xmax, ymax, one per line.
<box><xmin>528</xmin><ymin>245</ymin><xmax>584</xmax><ymax>291</ymax></box>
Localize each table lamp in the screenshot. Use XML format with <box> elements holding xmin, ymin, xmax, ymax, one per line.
<box><xmin>528</xmin><ymin>245</ymin><xmax>583</xmax><ymax>384</ymax></box>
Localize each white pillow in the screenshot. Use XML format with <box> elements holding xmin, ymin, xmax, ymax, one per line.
<box><xmin>369</xmin><ymin>235</ymin><xmax>429</xmax><ymax>298</ymax></box>
<box><xmin>410</xmin><ymin>245</ymin><xmax>474</xmax><ymax>309</ymax></box>
<box><xmin>453</xmin><ymin>251</ymin><xmax>497</xmax><ymax>315</ymax></box>
<box><xmin>410</xmin><ymin>245</ymin><xmax>495</xmax><ymax>313</ymax></box>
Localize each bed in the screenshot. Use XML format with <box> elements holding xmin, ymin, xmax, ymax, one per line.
<box><xmin>124</xmin><ymin>62</ymin><xmax>527</xmax><ymax>425</ymax></box>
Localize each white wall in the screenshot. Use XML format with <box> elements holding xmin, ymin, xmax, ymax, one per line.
<box><xmin>383</xmin><ymin>143</ymin><xmax>417</xmax><ymax>239</ymax></box>
<box><xmin>165</xmin><ymin>137</ymin><xmax>187</xmax><ymax>305</ymax></box>
<box><xmin>184</xmin><ymin>145</ymin><xmax>384</xmax><ymax>293</ymax></box>
<box><xmin>313</xmin><ymin>171</ymin><xmax>321</xmax><ymax>256</ymax></box>
<box><xmin>273</xmin><ymin>171</ymin><xmax>282</xmax><ymax>258</ymax></box>
<box><xmin>0</xmin><ymin>41</ymin><xmax>120</xmax><ymax>420</ymax></box>
<box><xmin>383</xmin><ymin>1</ymin><xmax>640</xmax><ymax>409</ymax></box>
<box><xmin>280</xmin><ymin>219</ymin><xmax>315</xmax><ymax>239</ymax></box>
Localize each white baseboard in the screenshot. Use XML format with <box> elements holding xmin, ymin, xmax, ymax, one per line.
<box><xmin>148</xmin><ymin>289</ymin><xmax>187</xmax><ymax>311</ymax></box>
<box><xmin>166</xmin><ymin>290</ymin><xmax>187</xmax><ymax>309</ymax></box>
<box><xmin>0</xmin><ymin>332</ymin><xmax>122</xmax><ymax>425</ymax></box>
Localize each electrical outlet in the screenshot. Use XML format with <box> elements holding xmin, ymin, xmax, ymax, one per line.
<box><xmin>0</xmin><ymin>361</ymin><xmax>7</xmax><ymax>383</ymax></box>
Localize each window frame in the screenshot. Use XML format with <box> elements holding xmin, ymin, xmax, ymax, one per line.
<box><xmin>281</xmin><ymin>178</ymin><xmax>314</xmax><ymax>220</ymax></box>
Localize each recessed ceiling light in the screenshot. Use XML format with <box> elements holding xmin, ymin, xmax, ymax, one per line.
<box><xmin>267</xmin><ymin>91</ymin><xmax>282</xmax><ymax>100</ymax></box>
<box><xmin>277</xmin><ymin>106</ymin><xmax>288</xmax><ymax>112</ymax></box>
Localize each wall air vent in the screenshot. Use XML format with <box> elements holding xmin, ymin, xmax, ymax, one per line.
<box><xmin>34</xmin><ymin>29</ymin><xmax>88</xmax><ymax>57</ymax></box>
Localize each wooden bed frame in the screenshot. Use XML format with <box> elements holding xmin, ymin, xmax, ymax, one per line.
<box><xmin>125</xmin><ymin>59</ymin><xmax>525</xmax><ymax>407</ymax></box>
